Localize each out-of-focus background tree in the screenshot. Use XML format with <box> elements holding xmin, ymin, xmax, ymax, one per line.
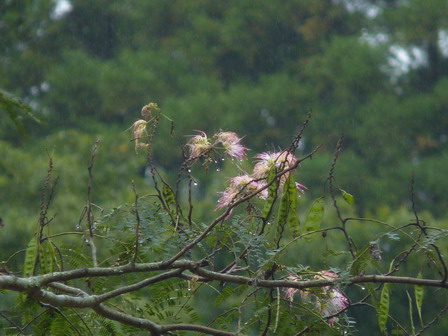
<box><xmin>1</xmin><ymin>0</ymin><xmax>447</xmax><ymax>334</ymax></box>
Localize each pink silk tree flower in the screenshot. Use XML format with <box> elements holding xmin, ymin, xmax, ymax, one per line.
<box><xmin>187</xmin><ymin>131</ymin><xmax>212</xmax><ymax>159</ymax></box>
<box><xmin>315</xmin><ymin>270</ymin><xmax>339</xmax><ymax>280</ymax></box>
<box><xmin>252</xmin><ymin>150</ymin><xmax>298</xmax><ymax>179</ymax></box>
<box><xmin>216</xmin><ymin>175</ymin><xmax>266</xmax><ymax>209</ymax></box>
<box><xmin>315</xmin><ymin>271</ymin><xmax>349</xmax><ymax>325</ymax></box>
<box><xmin>214</xmin><ymin>131</ymin><xmax>241</xmax><ymax>144</ymax></box>
<box><xmin>253</xmin><ymin>151</ymin><xmax>305</xmax><ymax>195</ymax></box>
<box><xmin>285</xmin><ymin>271</ymin><xmax>348</xmax><ymax>327</ymax></box>
<box><xmin>216</xmin><ymin>186</ymin><xmax>239</xmax><ymax>210</ymax></box>
<box><xmin>215</xmin><ymin>131</ymin><xmax>248</xmax><ymax>159</ymax></box>
<box><xmin>295</xmin><ymin>182</ymin><xmax>308</xmax><ymax>194</ymax></box>
<box><xmin>284</xmin><ymin>275</ymin><xmax>300</xmax><ymax>302</ymax></box>
<box><xmin>225</xmin><ymin>143</ymin><xmax>247</xmax><ymax>160</ymax></box>
<box><xmin>322</xmin><ymin>289</ymin><xmax>349</xmax><ymax>325</ymax></box>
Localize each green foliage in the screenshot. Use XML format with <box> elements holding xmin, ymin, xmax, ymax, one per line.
<box><xmin>0</xmin><ymin>89</ymin><xmax>43</xmax><ymax>137</ymax></box>
<box><xmin>415</xmin><ymin>273</ymin><xmax>424</xmax><ymax>326</ymax></box>
<box><xmin>378</xmin><ymin>284</ymin><xmax>390</xmax><ymax>333</ymax></box>
<box><xmin>340</xmin><ymin>189</ymin><xmax>354</xmax><ymax>206</ymax></box>
<box><xmin>303</xmin><ymin>197</ymin><xmax>324</xmax><ymax>241</ymax></box>
<box><xmin>282</xmin><ymin>175</ymin><xmax>300</xmax><ymax>238</ymax></box>
<box><xmin>348</xmin><ymin>244</ymin><xmax>380</xmax><ymax>275</ymax></box>
<box><xmin>23</xmin><ymin>236</ymin><xmax>38</xmax><ymax>277</ymax></box>
<box><xmin>38</xmin><ymin>239</ymin><xmax>55</xmax><ymax>274</ymax></box>
<box><xmin>406</xmin><ymin>290</ymin><xmax>415</xmax><ymax>335</ymax></box>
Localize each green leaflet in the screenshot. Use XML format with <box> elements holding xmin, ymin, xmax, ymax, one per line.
<box><xmin>378</xmin><ymin>283</ymin><xmax>390</xmax><ymax>333</ymax></box>
<box><xmin>48</xmin><ymin>314</ymin><xmax>70</xmax><ymax>336</ymax></box>
<box><xmin>23</xmin><ymin>236</ymin><xmax>38</xmax><ymax>277</ymax></box>
<box><xmin>215</xmin><ymin>286</ymin><xmax>234</xmax><ymax>306</ymax></box>
<box><xmin>303</xmin><ymin>197</ymin><xmax>324</xmax><ymax>241</ymax></box>
<box><xmin>275</xmin><ymin>176</ymin><xmax>299</xmax><ymax>240</ymax></box>
<box><xmin>0</xmin><ymin>89</ymin><xmax>44</xmax><ymax>138</ymax></box>
<box><xmin>39</xmin><ymin>240</ymin><xmax>54</xmax><ymax>274</ymax></box>
<box><xmin>162</xmin><ymin>181</ymin><xmax>187</xmax><ymax>225</ymax></box>
<box><xmin>349</xmin><ymin>246</ymin><xmax>371</xmax><ymax>275</ymax></box>
<box><xmin>162</xmin><ymin>182</ymin><xmax>176</xmax><ymax>208</ymax></box>
<box><xmin>276</xmin><ymin>177</ymin><xmax>290</xmax><ymax>240</ymax></box>
<box><xmin>406</xmin><ymin>290</ymin><xmax>415</xmax><ymax>335</ymax></box>
<box><xmin>340</xmin><ymin>189</ymin><xmax>354</xmax><ymax>206</ymax></box>
<box><xmin>349</xmin><ymin>243</ymin><xmax>380</xmax><ymax>275</ymax></box>
<box><xmin>286</xmin><ymin>176</ymin><xmax>299</xmax><ymax>237</ymax></box>
<box><xmin>415</xmin><ymin>272</ymin><xmax>424</xmax><ymax>326</ymax></box>
<box><xmin>262</xmin><ymin>168</ymin><xmax>278</xmax><ymax>220</ymax></box>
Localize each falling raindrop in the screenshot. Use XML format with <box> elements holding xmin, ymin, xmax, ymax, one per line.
<box><xmin>221</xmin><ymin>158</ymin><xmax>225</xmax><ymax>161</ymax></box>
<box><xmin>216</xmin><ymin>168</ymin><xmax>220</xmax><ymax>172</ymax></box>
<box><xmin>187</xmin><ymin>169</ymin><xmax>191</xmax><ymax>173</ymax></box>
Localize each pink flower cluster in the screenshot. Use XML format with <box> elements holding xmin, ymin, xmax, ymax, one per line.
<box><xmin>284</xmin><ymin>271</ymin><xmax>349</xmax><ymax>326</ymax></box>
<box><xmin>187</xmin><ymin>131</ymin><xmax>212</xmax><ymax>158</ymax></box>
<box><xmin>216</xmin><ymin>175</ymin><xmax>267</xmax><ymax>209</ymax></box>
<box><xmin>217</xmin><ymin>150</ymin><xmax>306</xmax><ymax>209</ymax></box>
<box><xmin>187</xmin><ymin>130</ymin><xmax>247</xmax><ymax>160</ymax></box>
<box><xmin>186</xmin><ymin>131</ymin><xmax>307</xmax><ymax>211</ymax></box>
<box><xmin>253</xmin><ymin>151</ymin><xmax>298</xmax><ymax>179</ymax></box>
<box><xmin>214</xmin><ymin>131</ymin><xmax>247</xmax><ymax>160</ymax></box>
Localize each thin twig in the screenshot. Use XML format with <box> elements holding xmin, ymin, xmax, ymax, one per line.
<box><xmin>131</xmin><ymin>180</ymin><xmax>141</xmax><ymax>265</ymax></box>
<box><xmin>86</xmin><ymin>139</ymin><xmax>100</xmax><ymax>267</ymax></box>
<box><xmin>38</xmin><ymin>153</ymin><xmax>59</xmax><ymax>242</ymax></box>
<box><xmin>327</xmin><ymin>135</ymin><xmax>356</xmax><ymax>258</ymax></box>
<box><xmin>0</xmin><ymin>311</ymin><xmax>26</xmax><ymax>335</ymax></box>
<box><xmin>415</xmin><ymin>303</ymin><xmax>448</xmax><ymax>336</ymax></box>
<box><xmin>410</xmin><ymin>176</ymin><xmax>448</xmax><ymax>282</ymax></box>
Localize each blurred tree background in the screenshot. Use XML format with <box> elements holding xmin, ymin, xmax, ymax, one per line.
<box><xmin>1</xmin><ymin>0</ymin><xmax>447</xmax><ymax>334</ymax></box>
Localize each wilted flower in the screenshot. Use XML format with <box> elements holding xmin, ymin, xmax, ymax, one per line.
<box><xmin>215</xmin><ymin>131</ymin><xmax>247</xmax><ymax>159</ymax></box>
<box><xmin>131</xmin><ymin>119</ymin><xmax>149</xmax><ymax>150</ymax></box>
<box><xmin>370</xmin><ymin>241</ymin><xmax>382</xmax><ymax>261</ymax></box>
<box><xmin>216</xmin><ymin>175</ymin><xmax>266</xmax><ymax>209</ymax></box>
<box><xmin>187</xmin><ymin>131</ymin><xmax>212</xmax><ymax>159</ymax></box>
<box><xmin>141</xmin><ymin>102</ymin><xmax>158</xmax><ymax>119</ymax></box>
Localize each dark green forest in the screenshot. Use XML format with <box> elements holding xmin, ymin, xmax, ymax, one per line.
<box><xmin>1</xmin><ymin>0</ymin><xmax>448</xmax><ymax>335</ymax></box>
